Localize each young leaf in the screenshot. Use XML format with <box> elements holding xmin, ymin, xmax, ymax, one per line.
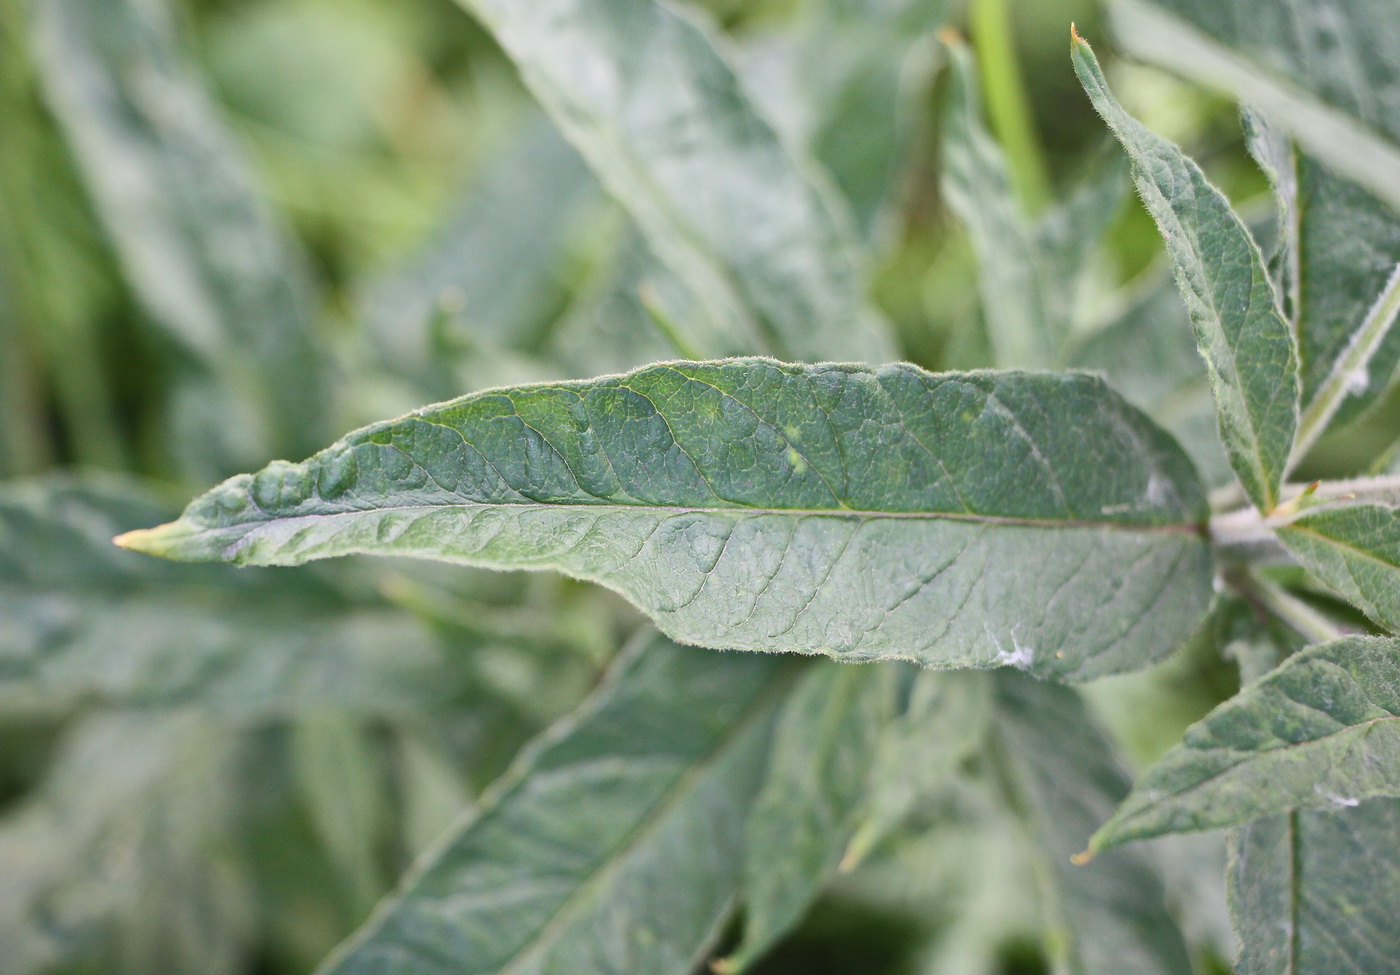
<box><xmin>1090</xmin><ymin>636</ymin><xmax>1400</xmax><ymax>852</ymax></box>
<box><xmin>992</xmin><ymin>673</ymin><xmax>1194</xmax><ymax>975</ymax></box>
<box><xmin>1230</xmin><ymin>802</ymin><xmax>1400</xmax><ymax>975</ymax></box>
<box><xmin>315</xmin><ymin>632</ymin><xmax>785</xmax><ymax>975</ymax></box>
<box><xmin>118</xmin><ymin>359</ymin><xmax>1213</xmax><ymax>681</ymax></box>
<box><xmin>35</xmin><ymin>0</ymin><xmax>330</xmax><ymax>475</ymax></box>
<box><xmin>1276</xmin><ymin>504</ymin><xmax>1400</xmax><ymax>633</ymax></box>
<box><xmin>1073</xmin><ymin>35</ymin><xmax>1300</xmax><ymax>513</ymax></box>
<box><xmin>1108</xmin><ymin>0</ymin><xmax>1400</xmax><ymax>215</ymax></box>
<box><xmin>727</xmin><ymin>664</ymin><xmax>987</xmax><ymax>971</ymax></box>
<box><xmin>0</xmin><ymin>478</ymin><xmax>472</xmax><ymax>716</ymax></box>
<box><xmin>450</xmin><ymin>0</ymin><xmax>896</xmax><ymax>363</ymax></box>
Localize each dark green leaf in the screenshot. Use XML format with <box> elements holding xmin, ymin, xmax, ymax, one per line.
<box><xmin>1074</xmin><ymin>36</ymin><xmax>1300</xmax><ymax>512</ymax></box>
<box><xmin>1230</xmin><ymin>802</ymin><xmax>1400</xmax><ymax>975</ymax></box>
<box><xmin>315</xmin><ymin>632</ymin><xmax>785</xmax><ymax>975</ymax></box>
<box><xmin>1091</xmin><ymin>636</ymin><xmax>1400</xmax><ymax>851</ymax></box>
<box><xmin>120</xmin><ymin>359</ymin><xmax>1212</xmax><ymax>681</ymax></box>
<box><xmin>451</xmin><ymin>0</ymin><xmax>896</xmax><ymax>362</ymax></box>
<box><xmin>993</xmin><ymin>673</ymin><xmax>1194</xmax><ymax>975</ymax></box>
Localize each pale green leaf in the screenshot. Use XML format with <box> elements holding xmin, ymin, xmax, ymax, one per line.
<box><xmin>1230</xmin><ymin>802</ymin><xmax>1400</xmax><ymax>975</ymax></box>
<box><xmin>0</xmin><ymin>478</ymin><xmax>471</xmax><ymax>716</ymax></box>
<box><xmin>1074</xmin><ymin>37</ymin><xmax>1300</xmax><ymax>512</ymax></box>
<box><xmin>452</xmin><ymin>0</ymin><xmax>896</xmax><ymax>362</ymax></box>
<box><xmin>726</xmin><ymin>664</ymin><xmax>987</xmax><ymax>971</ymax></box>
<box><xmin>1091</xmin><ymin>636</ymin><xmax>1400</xmax><ymax>851</ymax></box>
<box><xmin>120</xmin><ymin>359</ymin><xmax>1212</xmax><ymax>681</ymax></box>
<box><xmin>315</xmin><ymin>632</ymin><xmax>785</xmax><ymax>975</ymax></box>
<box><xmin>34</xmin><ymin>0</ymin><xmax>329</xmax><ymax>476</ymax></box>
<box><xmin>1276</xmin><ymin>505</ymin><xmax>1400</xmax><ymax>633</ymax></box>
<box><xmin>993</xmin><ymin>673</ymin><xmax>1194</xmax><ymax>975</ymax></box>
<box><xmin>1109</xmin><ymin>0</ymin><xmax>1400</xmax><ymax>216</ymax></box>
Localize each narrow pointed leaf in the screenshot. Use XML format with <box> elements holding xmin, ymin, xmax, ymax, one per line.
<box><xmin>1074</xmin><ymin>37</ymin><xmax>1300</xmax><ymax>512</ymax></box>
<box><xmin>727</xmin><ymin>664</ymin><xmax>987</xmax><ymax>971</ymax></box>
<box><xmin>35</xmin><ymin>0</ymin><xmax>329</xmax><ymax>474</ymax></box>
<box><xmin>1276</xmin><ymin>505</ymin><xmax>1400</xmax><ymax>633</ymax></box>
<box><xmin>120</xmin><ymin>359</ymin><xmax>1212</xmax><ymax>681</ymax></box>
<box><xmin>1230</xmin><ymin>802</ymin><xmax>1400</xmax><ymax>975</ymax></box>
<box><xmin>316</xmin><ymin>632</ymin><xmax>785</xmax><ymax>975</ymax></box>
<box><xmin>993</xmin><ymin>673</ymin><xmax>1194</xmax><ymax>975</ymax></box>
<box><xmin>0</xmin><ymin>478</ymin><xmax>470</xmax><ymax>715</ymax></box>
<box><xmin>1091</xmin><ymin>636</ymin><xmax>1400</xmax><ymax>851</ymax></box>
<box><xmin>1108</xmin><ymin>0</ymin><xmax>1400</xmax><ymax>216</ymax></box>
<box><xmin>451</xmin><ymin>0</ymin><xmax>895</xmax><ymax>362</ymax></box>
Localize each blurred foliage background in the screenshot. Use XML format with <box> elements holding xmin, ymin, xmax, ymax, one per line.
<box><xmin>1</xmin><ymin>0</ymin><xmax>1395</xmax><ymax>972</ymax></box>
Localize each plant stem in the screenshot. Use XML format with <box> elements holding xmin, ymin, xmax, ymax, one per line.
<box><xmin>969</xmin><ymin>0</ymin><xmax>1052</xmax><ymax>214</ymax></box>
<box><xmin>1243</xmin><ymin>572</ymin><xmax>1345</xmax><ymax>645</ymax></box>
<box><xmin>1289</xmin><ymin>261</ymin><xmax>1400</xmax><ymax>470</ymax></box>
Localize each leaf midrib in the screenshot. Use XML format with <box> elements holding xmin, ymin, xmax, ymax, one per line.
<box><xmin>199</xmin><ymin>499</ymin><xmax>1207</xmax><ymax>540</ymax></box>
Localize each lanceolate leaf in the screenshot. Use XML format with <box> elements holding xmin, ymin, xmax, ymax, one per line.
<box><xmin>119</xmin><ymin>359</ymin><xmax>1213</xmax><ymax>681</ymax></box>
<box><xmin>1108</xmin><ymin>0</ymin><xmax>1400</xmax><ymax>215</ymax></box>
<box><xmin>1230</xmin><ymin>802</ymin><xmax>1400</xmax><ymax>975</ymax></box>
<box><xmin>451</xmin><ymin>0</ymin><xmax>896</xmax><ymax>363</ymax></box>
<box><xmin>0</xmin><ymin>478</ymin><xmax>471</xmax><ymax>716</ymax></box>
<box><xmin>1091</xmin><ymin>637</ymin><xmax>1400</xmax><ymax>851</ymax></box>
<box><xmin>315</xmin><ymin>633</ymin><xmax>785</xmax><ymax>975</ymax></box>
<box><xmin>35</xmin><ymin>0</ymin><xmax>329</xmax><ymax>476</ymax></box>
<box><xmin>1276</xmin><ymin>505</ymin><xmax>1400</xmax><ymax>633</ymax></box>
<box><xmin>1074</xmin><ymin>36</ymin><xmax>1300</xmax><ymax>513</ymax></box>
<box><xmin>726</xmin><ymin>664</ymin><xmax>987</xmax><ymax>971</ymax></box>
<box><xmin>992</xmin><ymin>674</ymin><xmax>1194</xmax><ymax>975</ymax></box>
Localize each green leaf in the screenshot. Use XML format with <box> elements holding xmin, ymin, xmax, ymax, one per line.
<box><xmin>1108</xmin><ymin>0</ymin><xmax>1400</xmax><ymax>216</ymax></box>
<box><xmin>1230</xmin><ymin>802</ymin><xmax>1400</xmax><ymax>974</ymax></box>
<box><xmin>0</xmin><ymin>713</ymin><xmax>254</xmax><ymax>975</ymax></box>
<box><xmin>315</xmin><ymin>632</ymin><xmax>785</xmax><ymax>975</ymax></box>
<box><xmin>1244</xmin><ymin>116</ymin><xmax>1400</xmax><ymax>457</ymax></box>
<box><xmin>1276</xmin><ymin>504</ymin><xmax>1400</xmax><ymax>633</ymax></box>
<box><xmin>726</xmin><ymin>664</ymin><xmax>987</xmax><ymax>971</ymax></box>
<box><xmin>1073</xmin><ymin>36</ymin><xmax>1300</xmax><ymax>513</ymax></box>
<box><xmin>0</xmin><ymin>477</ymin><xmax>471</xmax><ymax>716</ymax></box>
<box><xmin>1069</xmin><ymin>271</ymin><xmax>1232</xmax><ymax>489</ymax></box>
<box><xmin>34</xmin><ymin>0</ymin><xmax>330</xmax><ymax>476</ymax></box>
<box><xmin>1090</xmin><ymin>636</ymin><xmax>1400</xmax><ymax>851</ymax></box>
<box><xmin>451</xmin><ymin>0</ymin><xmax>896</xmax><ymax>362</ymax></box>
<box><xmin>120</xmin><ymin>359</ymin><xmax>1213</xmax><ymax>681</ymax></box>
<box><xmin>992</xmin><ymin>673</ymin><xmax>1194</xmax><ymax>975</ymax></box>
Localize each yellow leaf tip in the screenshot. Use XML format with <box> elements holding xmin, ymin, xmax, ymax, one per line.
<box><xmin>1070</xmin><ymin>22</ymin><xmax>1086</xmax><ymax>45</ymax></box>
<box><xmin>112</xmin><ymin>528</ymin><xmax>151</xmax><ymax>552</ymax></box>
<box><xmin>710</xmin><ymin>958</ymin><xmax>738</xmax><ymax>975</ymax></box>
<box><xmin>1070</xmin><ymin>848</ymin><xmax>1095</xmax><ymax>866</ymax></box>
<box><xmin>936</xmin><ymin>26</ymin><xmax>963</xmax><ymax>47</ymax></box>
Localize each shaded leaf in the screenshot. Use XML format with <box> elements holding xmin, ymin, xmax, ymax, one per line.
<box><xmin>315</xmin><ymin>632</ymin><xmax>785</xmax><ymax>975</ymax></box>
<box><xmin>1074</xmin><ymin>36</ymin><xmax>1300</xmax><ymax>512</ymax></box>
<box><xmin>1109</xmin><ymin>0</ymin><xmax>1400</xmax><ymax>215</ymax></box>
<box><xmin>35</xmin><ymin>0</ymin><xmax>329</xmax><ymax>476</ymax></box>
<box><xmin>727</xmin><ymin>664</ymin><xmax>987</xmax><ymax>971</ymax></box>
<box><xmin>993</xmin><ymin>673</ymin><xmax>1194</xmax><ymax>975</ymax></box>
<box><xmin>120</xmin><ymin>359</ymin><xmax>1212</xmax><ymax>681</ymax></box>
<box><xmin>1091</xmin><ymin>636</ymin><xmax>1400</xmax><ymax>851</ymax></box>
<box><xmin>451</xmin><ymin>0</ymin><xmax>896</xmax><ymax>362</ymax></box>
<box><xmin>0</xmin><ymin>477</ymin><xmax>471</xmax><ymax>716</ymax></box>
<box><xmin>1230</xmin><ymin>802</ymin><xmax>1400</xmax><ymax>974</ymax></box>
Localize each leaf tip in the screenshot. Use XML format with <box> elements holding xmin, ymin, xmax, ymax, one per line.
<box><xmin>1070</xmin><ymin>22</ymin><xmax>1087</xmax><ymax>46</ymax></box>
<box><xmin>1070</xmin><ymin>848</ymin><xmax>1095</xmax><ymax>866</ymax></box>
<box><xmin>936</xmin><ymin>26</ymin><xmax>963</xmax><ymax>48</ymax></box>
<box><xmin>112</xmin><ymin>527</ymin><xmax>159</xmax><ymax>554</ymax></box>
<box><xmin>710</xmin><ymin>957</ymin><xmax>739</xmax><ymax>975</ymax></box>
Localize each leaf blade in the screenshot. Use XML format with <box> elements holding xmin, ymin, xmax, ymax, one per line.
<box><xmin>1091</xmin><ymin>636</ymin><xmax>1400</xmax><ymax>851</ymax></box>
<box><xmin>1073</xmin><ymin>36</ymin><xmax>1300</xmax><ymax>512</ymax></box>
<box><xmin>120</xmin><ymin>359</ymin><xmax>1213</xmax><ymax>681</ymax></box>
<box><xmin>1277</xmin><ymin>505</ymin><xmax>1400</xmax><ymax>633</ymax></box>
